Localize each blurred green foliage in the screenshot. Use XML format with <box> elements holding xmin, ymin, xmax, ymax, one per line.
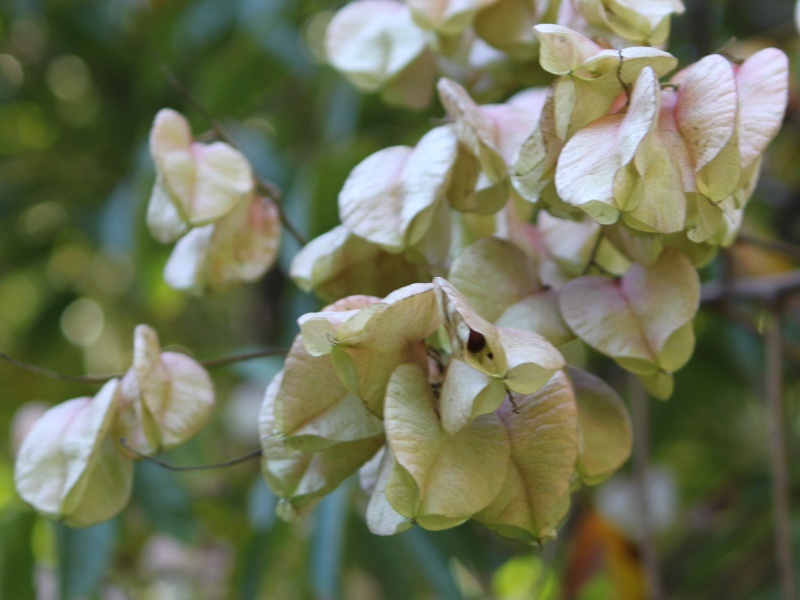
<box><xmin>0</xmin><ymin>0</ymin><xmax>799</xmax><ymax>598</ymax></box>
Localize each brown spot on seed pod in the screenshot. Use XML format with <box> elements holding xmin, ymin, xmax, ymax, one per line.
<box><xmin>467</xmin><ymin>329</ymin><xmax>487</xmax><ymax>353</ymax></box>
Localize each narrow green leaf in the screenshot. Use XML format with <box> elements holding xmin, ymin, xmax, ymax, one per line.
<box><xmin>56</xmin><ymin>519</ymin><xmax>116</xmax><ymax>600</ymax></box>
<box><xmin>132</xmin><ymin>461</ymin><xmax>195</xmax><ymax>540</ymax></box>
<box><xmin>311</xmin><ymin>483</ymin><xmax>350</xmax><ymax>600</ymax></box>
<box><xmin>399</xmin><ymin>528</ymin><xmax>464</xmax><ymax>600</ymax></box>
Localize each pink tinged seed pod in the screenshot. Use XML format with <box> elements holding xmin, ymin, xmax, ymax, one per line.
<box><xmin>164</xmin><ymin>195</ymin><xmax>281</xmax><ymax>293</ymax></box>
<box><xmin>288</xmin><ymin>224</ymin><xmax>430</xmax><ymax>302</ymax></box>
<box><xmin>733</xmin><ymin>48</ymin><xmax>789</xmax><ymax>170</ymax></box>
<box><xmin>14</xmin><ymin>379</ymin><xmax>134</xmax><ymax>527</ymax></box>
<box><xmin>259</xmin><ymin>369</ymin><xmax>385</xmax><ymax>521</ymax></box>
<box><xmin>554</xmin><ymin>67</ymin><xmax>661</xmax><ymax>226</ymax></box>
<box><xmin>118</xmin><ymin>325</ymin><xmax>215</xmax><ymax>456</ymax></box>
<box><xmin>407</xmin><ymin>0</ymin><xmax>500</xmax><ymax>35</ymax></box>
<box><xmin>325</xmin><ymin>1</ymin><xmax>427</xmax><ymax>93</ymax></box>
<box><xmin>298</xmin><ymin>282</ymin><xmax>440</xmax><ymax>417</ymax></box>
<box><xmin>383</xmin><ymin>362</ymin><xmax>511</xmax><ymax>531</ymax></box>
<box><xmin>574</xmin><ymin>0</ymin><xmax>684</xmax><ymax>45</ymax></box>
<box><xmin>559</xmin><ymin>249</ymin><xmax>700</xmax><ymax>399</ymax></box>
<box><xmin>147</xmin><ymin>108</ymin><xmax>253</xmax><ymax>243</ymax></box>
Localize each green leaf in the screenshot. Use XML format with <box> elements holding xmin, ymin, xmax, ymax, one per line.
<box><xmin>496</xmin><ymin>292</ymin><xmax>574</xmax><ymax>347</ymax></box>
<box><xmin>605</xmin><ymin>223</ymin><xmax>663</xmax><ymax>265</ymax></box>
<box><xmin>407</xmin><ymin>0</ymin><xmax>495</xmax><ymax>35</ymax></box>
<box><xmin>577</xmin><ymin>0</ymin><xmax>684</xmax><ymax>44</ymax></box>
<box><xmin>501</xmin><ymin>328</ymin><xmax>568</xmax><ymax>395</ymax></box>
<box><xmin>621</xmin><ymin>127</ymin><xmax>686</xmax><ymax>234</ymax></box>
<box><xmin>512</xmin><ymin>85</ymin><xmax>561</xmax><ymax>204</ymax></box>
<box><xmin>399</xmin><ymin>529</ymin><xmax>464</xmax><ymax>600</ymax></box>
<box><xmin>536</xmin><ymin>212</ymin><xmax>630</xmax><ymax>282</ymax></box>
<box><xmin>56</xmin><ymin>519</ymin><xmax>116</xmax><ymax>600</ymax></box>
<box><xmin>132</xmin><ymin>460</ymin><xmax>196</xmax><ymax>541</ymax></box>
<box><xmin>554</xmin><ymin>68</ymin><xmax>660</xmax><ymax>226</ymax></box>
<box><xmin>435</xmin><ymin>277</ymin><xmax>508</xmax><ymax>374</ymax></box>
<box><xmin>311</xmin><ymin>483</ymin><xmax>350</xmax><ymax>600</ymax></box>
<box><xmin>474</xmin><ymin>0</ymin><xmax>544</xmax><ymax>54</ymax></box>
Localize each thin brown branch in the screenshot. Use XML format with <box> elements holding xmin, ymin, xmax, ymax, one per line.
<box><xmin>701</xmin><ymin>270</ymin><xmax>800</xmax><ymax>304</ymax></box>
<box><xmin>198</xmin><ymin>348</ymin><xmax>288</xmax><ymax>369</ymax></box>
<box><xmin>629</xmin><ymin>375</ymin><xmax>664</xmax><ymax>600</ymax></box>
<box><xmin>119</xmin><ymin>438</ymin><xmax>262</xmax><ymax>471</ymax></box>
<box><xmin>159</xmin><ymin>64</ymin><xmax>307</xmax><ymax>246</ymax></box>
<box><xmin>736</xmin><ymin>233</ymin><xmax>800</xmax><ymax>263</ymax></box>
<box><xmin>0</xmin><ymin>351</ymin><xmax>113</xmax><ymax>384</ymax></box>
<box><xmin>764</xmin><ymin>309</ymin><xmax>797</xmax><ymax>600</ymax></box>
<box><xmin>0</xmin><ymin>348</ymin><xmax>287</xmax><ymax>385</ymax></box>
<box><xmin>254</xmin><ymin>179</ymin><xmax>307</xmax><ymax>246</ymax></box>
<box><xmin>160</xmin><ymin>64</ymin><xmax>238</xmax><ymax>148</ymax></box>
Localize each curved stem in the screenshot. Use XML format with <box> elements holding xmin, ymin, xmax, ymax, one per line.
<box><xmin>198</xmin><ymin>347</ymin><xmax>288</xmax><ymax>369</ymax></box>
<box><xmin>582</xmin><ymin>230</ymin><xmax>606</xmax><ymax>276</ymax></box>
<box><xmin>0</xmin><ymin>351</ymin><xmax>112</xmax><ymax>384</ymax></box>
<box><xmin>120</xmin><ymin>438</ymin><xmax>262</xmax><ymax>471</ymax></box>
<box><xmin>0</xmin><ymin>347</ymin><xmax>288</xmax><ymax>385</ymax></box>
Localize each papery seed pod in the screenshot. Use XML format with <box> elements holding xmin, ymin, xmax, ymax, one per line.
<box><xmin>147</xmin><ymin>109</ymin><xmax>253</xmax><ymax>243</ymax></box>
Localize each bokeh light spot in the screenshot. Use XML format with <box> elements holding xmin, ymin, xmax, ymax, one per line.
<box><xmin>0</xmin><ymin>54</ymin><xmax>24</xmax><ymax>88</ymax></box>
<box><xmin>9</xmin><ymin>17</ymin><xmax>47</xmax><ymax>63</ymax></box>
<box><xmin>60</xmin><ymin>297</ymin><xmax>105</xmax><ymax>347</ymax></box>
<box><xmin>46</xmin><ymin>55</ymin><xmax>91</xmax><ymax>102</ymax></box>
<box><xmin>17</xmin><ymin>201</ymin><xmax>67</xmax><ymax>244</ymax></box>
